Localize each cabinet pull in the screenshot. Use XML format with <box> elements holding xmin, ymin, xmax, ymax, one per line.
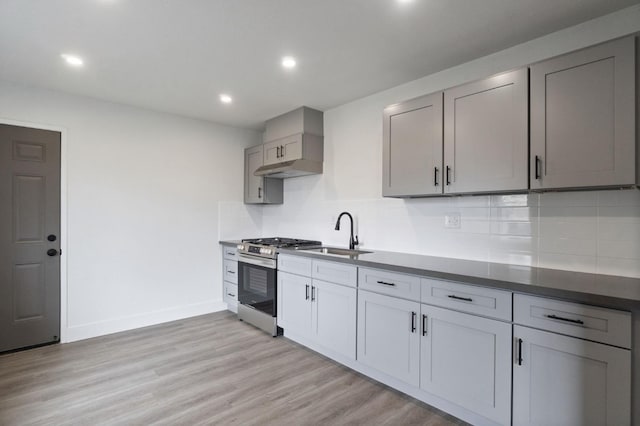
<box><xmin>258</xmin><ymin>187</ymin><xmax>262</xmax><ymax>198</ymax></box>
<box><xmin>447</xmin><ymin>294</ymin><xmax>472</xmax><ymax>302</ymax></box>
<box><xmin>281</xmin><ymin>145</ymin><xmax>285</xmax><ymax>157</ymax></box>
<box><xmin>422</xmin><ymin>314</ymin><xmax>428</xmax><ymax>336</ymax></box>
<box><xmin>517</xmin><ymin>338</ymin><xmax>523</xmax><ymax>365</ymax></box>
<box><xmin>411</xmin><ymin>312</ymin><xmax>417</xmax><ymax>333</ymax></box>
<box><xmin>226</xmin><ymin>270</ymin><xmax>235</xmax><ymax>275</ymax></box>
<box><xmin>535</xmin><ymin>155</ymin><xmax>541</xmax><ymax>180</ymax></box>
<box><xmin>305</xmin><ymin>284</ymin><xmax>309</xmax><ymax>300</ymax></box>
<box><xmin>376</xmin><ymin>280</ymin><xmax>395</xmax><ymax>286</ymax></box>
<box><xmin>446</xmin><ymin>166</ymin><xmax>451</xmax><ymax>185</ymax></box>
<box><xmin>227</xmin><ymin>293</ymin><xmax>236</xmax><ymax>298</ymax></box>
<box><xmin>434</xmin><ymin>167</ymin><xmax>439</xmax><ymax>186</ymax></box>
<box><xmin>311</xmin><ymin>286</ymin><xmax>316</xmax><ymax>302</ymax></box>
<box><xmin>545</xmin><ymin>314</ymin><xmax>584</xmax><ymax>325</ymax></box>
<box><xmin>276</xmin><ymin>146</ymin><xmax>280</xmax><ymax>158</ymax></box>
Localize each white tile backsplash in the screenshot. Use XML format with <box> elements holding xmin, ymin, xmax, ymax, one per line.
<box><xmin>250</xmin><ymin>188</ymin><xmax>640</xmax><ymax>278</ymax></box>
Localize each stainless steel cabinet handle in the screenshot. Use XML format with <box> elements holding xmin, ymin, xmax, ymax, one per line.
<box><xmin>535</xmin><ymin>155</ymin><xmax>541</xmax><ymax>180</ymax></box>
<box><xmin>227</xmin><ymin>293</ymin><xmax>236</xmax><ymax>298</ymax></box>
<box><xmin>376</xmin><ymin>280</ymin><xmax>395</xmax><ymax>286</ymax></box>
<box><xmin>226</xmin><ymin>270</ymin><xmax>235</xmax><ymax>275</ymax></box>
<box><xmin>545</xmin><ymin>314</ymin><xmax>584</xmax><ymax>325</ymax></box>
<box><xmin>276</xmin><ymin>146</ymin><xmax>280</xmax><ymax>158</ymax></box>
<box><xmin>281</xmin><ymin>145</ymin><xmax>285</xmax><ymax>157</ymax></box>
<box><xmin>446</xmin><ymin>166</ymin><xmax>451</xmax><ymax>185</ymax></box>
<box><xmin>411</xmin><ymin>312</ymin><xmax>416</xmax><ymax>333</ymax></box>
<box><xmin>422</xmin><ymin>314</ymin><xmax>428</xmax><ymax>336</ymax></box>
<box><xmin>311</xmin><ymin>286</ymin><xmax>316</xmax><ymax>301</ymax></box>
<box><xmin>305</xmin><ymin>284</ymin><xmax>309</xmax><ymax>300</ymax></box>
<box><xmin>258</xmin><ymin>187</ymin><xmax>262</xmax><ymax>198</ymax></box>
<box><xmin>434</xmin><ymin>167</ymin><xmax>439</xmax><ymax>186</ymax></box>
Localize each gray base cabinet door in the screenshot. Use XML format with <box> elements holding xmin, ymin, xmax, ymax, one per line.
<box><xmin>444</xmin><ymin>68</ymin><xmax>528</xmax><ymax>194</ymax></box>
<box><xmin>530</xmin><ymin>36</ymin><xmax>636</xmax><ymax>190</ymax></box>
<box><xmin>277</xmin><ymin>271</ymin><xmax>312</xmax><ymax>335</ymax></box>
<box><xmin>244</xmin><ymin>144</ymin><xmax>283</xmax><ymax>204</ymax></box>
<box><xmin>383</xmin><ymin>92</ymin><xmax>443</xmax><ymax>197</ymax></box>
<box><xmin>312</xmin><ymin>279</ymin><xmax>356</xmax><ymax>359</ymax></box>
<box><xmin>357</xmin><ymin>290</ymin><xmax>420</xmax><ymax>387</ymax></box>
<box><xmin>420</xmin><ymin>305</ymin><xmax>512</xmax><ymax>425</ymax></box>
<box><xmin>513</xmin><ymin>325</ymin><xmax>631</xmax><ymax>426</ymax></box>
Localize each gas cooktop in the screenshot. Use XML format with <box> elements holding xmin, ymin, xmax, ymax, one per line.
<box><xmin>241</xmin><ymin>237</ymin><xmax>321</xmax><ymax>249</ymax></box>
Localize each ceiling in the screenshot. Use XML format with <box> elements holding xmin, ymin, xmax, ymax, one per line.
<box><xmin>0</xmin><ymin>0</ymin><xmax>637</xmax><ymax>129</ymax></box>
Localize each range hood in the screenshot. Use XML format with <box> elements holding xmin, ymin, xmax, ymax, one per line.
<box><xmin>254</xmin><ymin>158</ymin><xmax>323</xmax><ymax>178</ymax></box>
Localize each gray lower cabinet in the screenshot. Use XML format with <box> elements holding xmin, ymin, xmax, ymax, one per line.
<box><xmin>312</xmin><ymin>279</ymin><xmax>357</xmax><ymax>359</ymax></box>
<box><xmin>513</xmin><ymin>325</ymin><xmax>631</xmax><ymax>426</ymax></box>
<box><xmin>420</xmin><ymin>304</ymin><xmax>512</xmax><ymax>425</ymax></box>
<box><xmin>530</xmin><ymin>36</ymin><xmax>636</xmax><ymax>190</ymax></box>
<box><xmin>277</xmin><ymin>270</ymin><xmax>356</xmax><ymax>359</ymax></box>
<box><xmin>277</xmin><ymin>271</ymin><xmax>312</xmax><ymax>336</ymax></box>
<box><xmin>222</xmin><ymin>247</ymin><xmax>238</xmax><ymax>312</ymax></box>
<box><xmin>357</xmin><ymin>289</ymin><xmax>421</xmax><ymax>387</ymax></box>
<box><xmin>382</xmin><ymin>92</ymin><xmax>443</xmax><ymax>197</ymax></box>
<box><xmin>512</xmin><ymin>294</ymin><xmax>632</xmax><ymax>425</ymax></box>
<box><xmin>244</xmin><ymin>144</ymin><xmax>282</xmax><ymax>204</ymax></box>
<box><xmin>444</xmin><ymin>68</ymin><xmax>528</xmax><ymax>194</ymax></box>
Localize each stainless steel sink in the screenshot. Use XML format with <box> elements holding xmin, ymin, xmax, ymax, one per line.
<box><xmin>299</xmin><ymin>247</ymin><xmax>372</xmax><ymax>256</ymax></box>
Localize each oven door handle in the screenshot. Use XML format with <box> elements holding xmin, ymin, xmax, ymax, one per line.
<box><xmin>237</xmin><ymin>253</ymin><xmax>277</xmax><ymax>269</ymax></box>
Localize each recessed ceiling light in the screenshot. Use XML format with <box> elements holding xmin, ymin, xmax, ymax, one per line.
<box><xmin>219</xmin><ymin>94</ymin><xmax>233</xmax><ymax>104</ymax></box>
<box><xmin>60</xmin><ymin>54</ymin><xmax>84</xmax><ymax>67</ymax></box>
<box><xmin>282</xmin><ymin>56</ymin><xmax>297</xmax><ymax>69</ymax></box>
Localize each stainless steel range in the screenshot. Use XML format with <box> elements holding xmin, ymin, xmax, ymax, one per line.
<box><xmin>236</xmin><ymin>237</ymin><xmax>321</xmax><ymax>336</ymax></box>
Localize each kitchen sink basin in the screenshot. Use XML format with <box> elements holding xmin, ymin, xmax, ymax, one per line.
<box><xmin>299</xmin><ymin>247</ymin><xmax>372</xmax><ymax>256</ymax></box>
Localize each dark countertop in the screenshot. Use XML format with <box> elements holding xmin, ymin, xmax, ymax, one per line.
<box><xmin>220</xmin><ymin>240</ymin><xmax>640</xmax><ymax>310</ymax></box>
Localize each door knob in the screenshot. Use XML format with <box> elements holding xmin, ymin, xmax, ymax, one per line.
<box><xmin>47</xmin><ymin>249</ymin><xmax>58</xmax><ymax>257</ymax></box>
<box><xmin>47</xmin><ymin>234</ymin><xmax>57</xmax><ymax>242</ymax></box>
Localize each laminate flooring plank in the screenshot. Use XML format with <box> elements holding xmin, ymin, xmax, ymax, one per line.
<box><xmin>0</xmin><ymin>311</ymin><xmax>466</xmax><ymax>426</ymax></box>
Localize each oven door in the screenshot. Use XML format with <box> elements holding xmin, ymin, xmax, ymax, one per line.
<box><xmin>237</xmin><ymin>254</ymin><xmax>277</xmax><ymax>317</ymax></box>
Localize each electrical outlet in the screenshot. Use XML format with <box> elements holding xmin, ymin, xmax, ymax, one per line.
<box><xmin>444</xmin><ymin>212</ymin><xmax>461</xmax><ymax>229</ymax></box>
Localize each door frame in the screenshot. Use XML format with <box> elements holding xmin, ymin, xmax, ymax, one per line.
<box><xmin>0</xmin><ymin>117</ymin><xmax>68</xmax><ymax>343</ymax></box>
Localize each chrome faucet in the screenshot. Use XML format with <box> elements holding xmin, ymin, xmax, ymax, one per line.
<box><xmin>335</xmin><ymin>211</ymin><xmax>359</xmax><ymax>250</ymax></box>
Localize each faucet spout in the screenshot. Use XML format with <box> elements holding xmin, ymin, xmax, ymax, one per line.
<box><xmin>335</xmin><ymin>212</ymin><xmax>359</xmax><ymax>250</ymax></box>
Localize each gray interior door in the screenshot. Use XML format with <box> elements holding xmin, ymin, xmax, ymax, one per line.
<box><xmin>0</xmin><ymin>124</ymin><xmax>61</xmax><ymax>352</ymax></box>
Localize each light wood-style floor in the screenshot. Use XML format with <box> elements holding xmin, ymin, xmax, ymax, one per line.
<box><xmin>0</xmin><ymin>311</ymin><xmax>466</xmax><ymax>425</ymax></box>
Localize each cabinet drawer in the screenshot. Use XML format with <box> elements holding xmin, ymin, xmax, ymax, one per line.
<box><xmin>358</xmin><ymin>268</ymin><xmax>421</xmax><ymax>301</ymax></box>
<box><xmin>223</xmin><ymin>246</ymin><xmax>238</xmax><ymax>261</ymax></box>
<box><xmin>312</xmin><ymin>260</ymin><xmax>357</xmax><ymax>287</ymax></box>
<box><xmin>278</xmin><ymin>254</ymin><xmax>312</xmax><ymax>277</ymax></box>
<box><xmin>223</xmin><ymin>282</ymin><xmax>238</xmax><ymax>304</ymax></box>
<box><xmin>514</xmin><ymin>294</ymin><xmax>631</xmax><ymax>348</ymax></box>
<box><xmin>421</xmin><ymin>278</ymin><xmax>512</xmax><ymax>321</ymax></box>
<box><xmin>223</xmin><ymin>260</ymin><xmax>238</xmax><ymax>284</ymax></box>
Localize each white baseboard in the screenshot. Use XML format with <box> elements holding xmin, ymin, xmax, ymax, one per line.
<box><xmin>63</xmin><ymin>299</ymin><xmax>227</xmax><ymax>343</ymax></box>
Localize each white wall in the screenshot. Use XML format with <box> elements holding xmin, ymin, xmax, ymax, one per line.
<box><xmin>262</xmin><ymin>5</ymin><xmax>640</xmax><ymax>279</ymax></box>
<box><xmin>0</xmin><ymin>81</ymin><xmax>261</xmax><ymax>342</ymax></box>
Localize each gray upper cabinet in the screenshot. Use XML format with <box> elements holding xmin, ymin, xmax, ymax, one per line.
<box><xmin>444</xmin><ymin>68</ymin><xmax>529</xmax><ymax>194</ymax></box>
<box><xmin>244</xmin><ymin>144</ymin><xmax>283</xmax><ymax>204</ymax></box>
<box><xmin>254</xmin><ymin>106</ymin><xmax>324</xmax><ymax>179</ymax></box>
<box><xmin>383</xmin><ymin>92</ymin><xmax>443</xmax><ymax>197</ymax></box>
<box><xmin>530</xmin><ymin>36</ymin><xmax>636</xmax><ymax>190</ymax></box>
<box><xmin>263</xmin><ymin>133</ymin><xmax>323</xmax><ymax>167</ymax></box>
